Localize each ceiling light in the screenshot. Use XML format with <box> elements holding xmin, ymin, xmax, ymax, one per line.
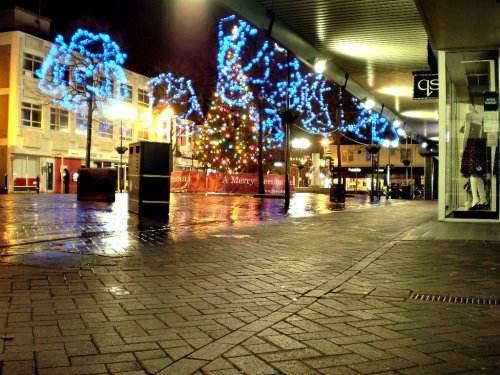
<box><xmin>400</xmin><ymin>110</ymin><xmax>439</xmax><ymax>120</ymax></box>
<box><xmin>393</xmin><ymin>119</ymin><xmax>401</xmax><ymax>128</ymax></box>
<box><xmin>314</xmin><ymin>59</ymin><xmax>327</xmax><ymax>73</ymax></box>
<box><xmin>361</xmin><ymin>97</ymin><xmax>375</xmax><ymax>110</ymax></box>
<box><xmin>377</xmin><ymin>86</ymin><xmax>413</xmax><ymax>97</ymax></box>
<box><xmin>397</xmin><ymin>128</ymin><xmax>406</xmax><ymax>137</ymax></box>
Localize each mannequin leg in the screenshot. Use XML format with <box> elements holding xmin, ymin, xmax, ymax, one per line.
<box><xmin>470</xmin><ymin>176</ymin><xmax>487</xmax><ymax>207</ymax></box>
<box><xmin>470</xmin><ymin>176</ymin><xmax>480</xmax><ymax>206</ymax></box>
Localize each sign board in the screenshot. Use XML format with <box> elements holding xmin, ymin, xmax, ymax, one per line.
<box><xmin>484</xmin><ymin>91</ymin><xmax>499</xmax><ymax>111</ymax></box>
<box><xmin>413</xmin><ymin>71</ymin><xmax>439</xmax><ymax>100</ymax></box>
<box><xmin>487</xmin><ymin>132</ymin><xmax>498</xmax><ymax>147</ymax></box>
<box><xmin>323</xmin><ymin>145</ymin><xmax>332</xmax><ymax>157</ymax></box>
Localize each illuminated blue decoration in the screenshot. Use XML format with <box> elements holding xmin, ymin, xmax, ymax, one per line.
<box><xmin>146</xmin><ymin>73</ymin><xmax>204</xmax><ymax>120</ymax></box>
<box><xmin>214</xmin><ymin>16</ymin><xmax>338</xmax><ymax>144</ymax></box>
<box><xmin>37</xmin><ymin>29</ymin><xmax>128</xmax><ymax>167</ymax></box>
<box><xmin>146</xmin><ymin>72</ymin><xmax>204</xmax><ymax>136</ymax></box>
<box><xmin>340</xmin><ymin>98</ymin><xmax>399</xmax><ymax>144</ymax></box>
<box><xmin>37</xmin><ymin>29</ymin><xmax>128</xmax><ymax>113</ymax></box>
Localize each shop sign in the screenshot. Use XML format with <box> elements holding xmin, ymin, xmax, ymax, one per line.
<box><xmin>487</xmin><ymin>132</ymin><xmax>498</xmax><ymax>147</ymax></box>
<box><xmin>323</xmin><ymin>145</ymin><xmax>332</xmax><ymax>157</ymax></box>
<box><xmin>413</xmin><ymin>71</ymin><xmax>438</xmax><ymax>100</ymax></box>
<box><xmin>484</xmin><ymin>91</ymin><xmax>499</xmax><ymax>111</ymax></box>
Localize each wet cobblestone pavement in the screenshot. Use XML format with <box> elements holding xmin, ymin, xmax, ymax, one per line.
<box><xmin>0</xmin><ymin>193</ymin><xmax>406</xmax><ymax>261</ymax></box>
<box><xmin>0</xmin><ymin>193</ymin><xmax>499</xmax><ymax>374</ymax></box>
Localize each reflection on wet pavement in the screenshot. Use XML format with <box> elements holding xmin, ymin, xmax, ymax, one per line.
<box><xmin>0</xmin><ymin>192</ymin><xmax>406</xmax><ymax>260</ymax></box>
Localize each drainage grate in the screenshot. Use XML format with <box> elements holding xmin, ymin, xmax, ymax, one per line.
<box><xmin>408</xmin><ymin>293</ymin><xmax>499</xmax><ymax>305</ymax></box>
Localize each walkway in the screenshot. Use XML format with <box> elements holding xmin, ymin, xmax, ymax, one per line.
<box><xmin>0</xmin><ymin>194</ymin><xmax>498</xmax><ymax>374</ymax></box>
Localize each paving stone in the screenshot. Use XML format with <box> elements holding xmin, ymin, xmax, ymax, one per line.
<box><xmin>228</xmin><ymin>354</ymin><xmax>278</xmax><ymax>374</ymax></box>
<box><xmin>35</xmin><ymin>349</ymin><xmax>70</xmax><ymax>368</ymax></box>
<box><xmin>1</xmin><ymin>360</ymin><xmax>35</xmax><ymax>375</ymax></box>
<box><xmin>0</xmin><ymin>197</ymin><xmax>499</xmax><ymax>374</ymax></box>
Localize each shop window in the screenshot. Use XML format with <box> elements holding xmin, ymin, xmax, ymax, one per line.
<box><xmin>443</xmin><ymin>49</ymin><xmax>499</xmax><ymax>220</ymax></box>
<box><xmin>49</xmin><ymin>107</ymin><xmax>69</xmax><ymax>132</ymax></box>
<box><xmin>21</xmin><ymin>102</ymin><xmax>42</xmax><ymax>128</ymax></box>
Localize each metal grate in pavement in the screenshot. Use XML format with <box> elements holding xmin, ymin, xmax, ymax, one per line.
<box><xmin>408</xmin><ymin>293</ymin><xmax>499</xmax><ymax>305</ymax></box>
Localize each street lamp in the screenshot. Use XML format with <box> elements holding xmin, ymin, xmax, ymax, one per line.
<box><xmin>382</xmin><ymin>139</ymin><xmax>399</xmax><ymax>196</ymax></box>
<box><xmin>110</xmin><ymin>102</ymin><xmax>137</xmax><ymax>193</ymax></box>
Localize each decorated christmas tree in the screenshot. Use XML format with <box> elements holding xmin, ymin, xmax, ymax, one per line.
<box><xmin>198</xmin><ymin>88</ymin><xmax>259</xmax><ymax>172</ymax></box>
<box><xmin>197</xmin><ymin>20</ymin><xmax>263</xmax><ymax>173</ymax></box>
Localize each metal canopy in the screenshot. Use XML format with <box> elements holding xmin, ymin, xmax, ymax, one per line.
<box><xmin>214</xmin><ymin>0</ymin><xmax>499</xmax><ymax>142</ymax></box>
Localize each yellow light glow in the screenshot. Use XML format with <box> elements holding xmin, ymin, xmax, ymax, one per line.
<box><xmin>377</xmin><ymin>86</ymin><xmax>413</xmax><ymax>97</ymax></box>
<box><xmin>400</xmin><ymin>110</ymin><xmax>438</xmax><ymax>120</ymax></box>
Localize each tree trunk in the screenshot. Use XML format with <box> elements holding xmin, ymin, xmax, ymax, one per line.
<box><xmin>85</xmin><ymin>93</ymin><xmax>94</xmax><ymax>168</ymax></box>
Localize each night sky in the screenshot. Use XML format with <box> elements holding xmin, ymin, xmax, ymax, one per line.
<box><xmin>6</xmin><ymin>0</ymin><xmax>232</xmax><ymax>97</ymax></box>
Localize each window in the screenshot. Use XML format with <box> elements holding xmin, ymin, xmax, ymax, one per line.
<box><xmin>341</xmin><ymin>149</ymin><xmax>354</xmax><ymax>162</ymax></box>
<box><xmin>177</xmin><ymin>129</ymin><xmax>190</xmax><ymax>147</ymax></box>
<box><xmin>120</xmin><ymin>120</ymin><xmax>133</xmax><ymax>141</ymax></box>
<box><xmin>137</xmin><ymin>128</ymin><xmax>149</xmax><ymax>140</ymax></box>
<box><xmin>21</xmin><ymin>102</ymin><xmax>42</xmax><ymax>128</ymax></box>
<box><xmin>138</xmin><ymin>89</ymin><xmax>149</xmax><ymax>107</ymax></box>
<box><xmin>98</xmin><ymin>118</ymin><xmax>113</xmax><ymax>138</ymax></box>
<box><xmin>49</xmin><ymin>108</ymin><xmax>69</xmax><ymax>132</ymax></box>
<box><xmin>400</xmin><ymin>148</ymin><xmax>413</xmax><ymax>162</ymax></box>
<box><xmin>125</xmin><ymin>85</ymin><xmax>133</xmax><ymax>102</ymax></box>
<box><xmin>75</xmin><ymin>114</ymin><xmax>87</xmax><ymax>135</ymax></box>
<box><xmin>23</xmin><ymin>53</ymin><xmax>43</xmax><ymax>75</ymax></box>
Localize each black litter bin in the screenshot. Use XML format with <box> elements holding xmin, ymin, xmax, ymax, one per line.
<box><xmin>330</xmin><ymin>184</ymin><xmax>346</xmax><ymax>203</ymax></box>
<box><xmin>400</xmin><ymin>185</ymin><xmax>412</xmax><ymax>199</ymax></box>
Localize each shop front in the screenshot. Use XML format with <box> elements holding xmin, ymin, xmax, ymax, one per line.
<box><xmin>439</xmin><ymin>49</ymin><xmax>499</xmax><ymax>221</ymax></box>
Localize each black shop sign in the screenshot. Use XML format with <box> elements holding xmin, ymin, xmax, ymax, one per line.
<box><xmin>413</xmin><ymin>71</ymin><xmax>439</xmax><ymax>100</ymax></box>
<box><xmin>484</xmin><ymin>92</ymin><xmax>499</xmax><ymax>111</ymax></box>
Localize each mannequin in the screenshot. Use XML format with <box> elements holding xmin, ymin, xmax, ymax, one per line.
<box><xmin>460</xmin><ymin>105</ymin><xmax>488</xmax><ymax>210</ymax></box>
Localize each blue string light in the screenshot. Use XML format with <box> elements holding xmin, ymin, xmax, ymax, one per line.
<box><xmin>37</xmin><ymin>29</ymin><xmax>128</xmax><ymax>113</ymax></box>
<box><xmin>146</xmin><ymin>72</ymin><xmax>204</xmax><ymax>135</ymax></box>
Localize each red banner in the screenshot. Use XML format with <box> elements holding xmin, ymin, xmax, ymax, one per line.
<box><xmin>170</xmin><ymin>172</ymin><xmax>293</xmax><ymax>195</ymax></box>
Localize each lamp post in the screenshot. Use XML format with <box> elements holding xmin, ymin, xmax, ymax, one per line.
<box><xmin>382</xmin><ymin>139</ymin><xmax>399</xmax><ymax>197</ymax></box>
<box><xmin>110</xmin><ymin>102</ymin><xmax>137</xmax><ymax>193</ymax></box>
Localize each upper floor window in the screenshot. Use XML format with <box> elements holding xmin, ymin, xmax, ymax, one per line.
<box><xmin>75</xmin><ymin>114</ymin><xmax>87</xmax><ymax>136</ymax></box>
<box><xmin>400</xmin><ymin>148</ymin><xmax>413</xmax><ymax>162</ymax></box>
<box><xmin>137</xmin><ymin>127</ymin><xmax>149</xmax><ymax>140</ymax></box>
<box><xmin>125</xmin><ymin>85</ymin><xmax>133</xmax><ymax>102</ymax></box>
<box><xmin>23</xmin><ymin>53</ymin><xmax>43</xmax><ymax>75</ymax></box>
<box><xmin>98</xmin><ymin>118</ymin><xmax>113</xmax><ymax>139</ymax></box>
<box><xmin>21</xmin><ymin>102</ymin><xmax>42</xmax><ymax>128</ymax></box>
<box><xmin>341</xmin><ymin>149</ymin><xmax>354</xmax><ymax>162</ymax></box>
<box><xmin>120</xmin><ymin>121</ymin><xmax>133</xmax><ymax>141</ymax></box>
<box><xmin>138</xmin><ymin>89</ymin><xmax>150</xmax><ymax>107</ymax></box>
<box><xmin>50</xmin><ymin>108</ymin><xmax>69</xmax><ymax>132</ymax></box>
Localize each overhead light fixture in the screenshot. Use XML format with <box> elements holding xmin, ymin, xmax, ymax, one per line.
<box><xmin>314</xmin><ymin>59</ymin><xmax>327</xmax><ymax>73</ymax></box>
<box><xmin>420</xmin><ymin>141</ymin><xmax>428</xmax><ymax>149</ymax></box>
<box><xmin>393</xmin><ymin>119</ymin><xmax>401</xmax><ymax>128</ymax></box>
<box><xmin>397</xmin><ymin>128</ymin><xmax>406</xmax><ymax>137</ymax></box>
<box><xmin>361</xmin><ymin>97</ymin><xmax>375</xmax><ymax>110</ymax></box>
